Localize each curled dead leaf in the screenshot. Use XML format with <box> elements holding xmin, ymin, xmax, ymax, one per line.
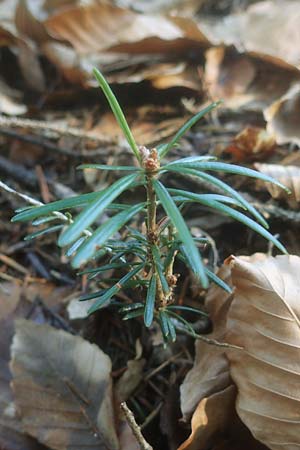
<box><xmin>224</xmin><ymin>255</ymin><xmax>300</xmax><ymax>449</ymax></box>
<box><xmin>254</xmin><ymin>163</ymin><xmax>300</xmax><ymax>209</ymax></box>
<box><xmin>204</xmin><ymin>46</ymin><xmax>300</xmax><ymax>109</ymax></box>
<box><xmin>199</xmin><ymin>0</ymin><xmax>300</xmax><ymax>66</ymax></box>
<box><xmin>11</xmin><ymin>320</ymin><xmax>119</xmax><ymax>450</ymax></box>
<box><xmin>42</xmin><ymin>41</ymin><xmax>89</xmax><ymax>85</ymax></box>
<box><xmin>179</xmin><ymin>383</ymin><xmax>268</xmax><ymax>450</ymax></box>
<box><xmin>178</xmin><ymin>385</ymin><xmax>237</xmax><ymax>450</ymax></box>
<box><xmin>264</xmin><ymin>83</ymin><xmax>300</xmax><ymax>147</ymax></box>
<box><xmin>225</xmin><ymin>127</ymin><xmax>276</xmax><ymax>162</ymax></box>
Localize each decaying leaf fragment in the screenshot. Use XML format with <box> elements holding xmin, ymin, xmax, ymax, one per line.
<box><xmin>225</xmin><ymin>127</ymin><xmax>276</xmax><ymax>162</ymax></box>
<box><xmin>225</xmin><ymin>255</ymin><xmax>300</xmax><ymax>450</ymax></box>
<box><xmin>254</xmin><ymin>163</ymin><xmax>300</xmax><ymax>209</ymax></box>
<box><xmin>10</xmin><ymin>320</ymin><xmax>119</xmax><ymax>450</ymax></box>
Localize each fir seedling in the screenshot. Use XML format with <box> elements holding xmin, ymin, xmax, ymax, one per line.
<box><xmin>11</xmin><ymin>69</ymin><xmax>289</xmax><ymax>342</ymax></box>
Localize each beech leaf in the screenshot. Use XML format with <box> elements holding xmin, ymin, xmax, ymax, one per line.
<box><xmin>0</xmin><ymin>317</ymin><xmax>46</xmax><ymax>450</ymax></box>
<box><xmin>225</xmin><ymin>255</ymin><xmax>300</xmax><ymax>449</ymax></box>
<box><xmin>10</xmin><ymin>320</ymin><xmax>119</xmax><ymax>450</ymax></box>
<box><xmin>255</xmin><ymin>162</ymin><xmax>300</xmax><ymax>209</ymax></box>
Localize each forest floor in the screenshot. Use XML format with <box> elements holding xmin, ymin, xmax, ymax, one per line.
<box><xmin>1</xmin><ymin>1</ymin><xmax>299</xmax><ymax>449</ymax></box>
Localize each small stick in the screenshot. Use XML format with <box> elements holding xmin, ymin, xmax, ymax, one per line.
<box><xmin>181</xmin><ymin>327</ymin><xmax>243</xmax><ymax>350</ymax></box>
<box><xmin>0</xmin><ymin>128</ymin><xmax>129</xmax><ymax>158</ymax></box>
<box><xmin>120</xmin><ymin>402</ymin><xmax>153</xmax><ymax>450</ymax></box>
<box><xmin>0</xmin><ymin>180</ymin><xmax>92</xmax><ymax>235</ymax></box>
<box><xmin>0</xmin><ymin>115</ymin><xmax>113</xmax><ymax>143</ymax></box>
<box><xmin>140</xmin><ymin>401</ymin><xmax>163</xmax><ymax>431</ymax></box>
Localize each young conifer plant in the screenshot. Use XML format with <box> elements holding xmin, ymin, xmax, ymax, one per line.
<box><xmin>11</xmin><ymin>69</ymin><xmax>289</xmax><ymax>342</ymax></box>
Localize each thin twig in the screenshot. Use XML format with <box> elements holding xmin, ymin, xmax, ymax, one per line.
<box><xmin>194</xmin><ymin>333</ymin><xmax>242</xmax><ymax>350</ymax></box>
<box><xmin>144</xmin><ymin>351</ymin><xmax>183</xmax><ymax>381</ymax></box>
<box><xmin>120</xmin><ymin>402</ymin><xmax>153</xmax><ymax>450</ymax></box>
<box><xmin>0</xmin><ymin>115</ymin><xmax>113</xmax><ymax>143</ymax></box>
<box><xmin>0</xmin><ymin>180</ymin><xmax>43</xmax><ymax>206</ymax></box>
<box><xmin>140</xmin><ymin>401</ymin><xmax>163</xmax><ymax>430</ymax></box>
<box><xmin>0</xmin><ymin>114</ymin><xmax>134</xmax><ymax>158</ymax></box>
<box><xmin>0</xmin><ymin>128</ymin><xmax>131</xmax><ymax>158</ymax></box>
<box><xmin>182</xmin><ymin>327</ymin><xmax>243</xmax><ymax>350</ymax></box>
<box><xmin>0</xmin><ymin>180</ymin><xmax>92</xmax><ymax>237</ymax></box>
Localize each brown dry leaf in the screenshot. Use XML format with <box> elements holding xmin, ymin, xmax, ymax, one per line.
<box><xmin>224</xmin><ymin>255</ymin><xmax>300</xmax><ymax>450</ymax></box>
<box><xmin>224</xmin><ymin>127</ymin><xmax>276</xmax><ymax>162</ymax></box>
<box><xmin>179</xmin><ymin>383</ymin><xmax>267</xmax><ymax>450</ymax></box>
<box><xmin>115</xmin><ymin>359</ymin><xmax>145</xmax><ymax>404</ymax></box>
<box><xmin>45</xmin><ymin>3</ymin><xmax>182</xmax><ymax>54</ymax></box>
<box><xmin>45</xmin><ymin>2</ymin><xmax>209</xmax><ymax>56</ymax></box>
<box><xmin>15</xmin><ymin>0</ymin><xmax>49</xmax><ymax>43</ymax></box>
<box><xmin>17</xmin><ymin>39</ymin><xmax>46</xmax><ymax>91</ymax></box>
<box><xmin>110</xmin><ymin>13</ymin><xmax>209</xmax><ymax>55</ymax></box>
<box><xmin>0</xmin><ymin>25</ymin><xmax>17</xmax><ymax>46</ymax></box>
<box><xmin>179</xmin><ymin>385</ymin><xmax>268</xmax><ymax>450</ymax></box>
<box><xmin>180</xmin><ymin>265</ymin><xmax>233</xmax><ymax>421</ymax></box>
<box><xmin>40</xmin><ymin>3</ymin><xmax>209</xmax><ymax>87</ymax></box>
<box><xmin>11</xmin><ymin>319</ymin><xmax>119</xmax><ymax>450</ymax></box>
<box><xmin>254</xmin><ymin>163</ymin><xmax>300</xmax><ymax>209</ymax></box>
<box><xmin>204</xmin><ymin>46</ymin><xmax>300</xmax><ymax>109</ymax></box>
<box><xmin>0</xmin><ymin>0</ymin><xmax>46</xmax><ymax>92</ymax></box>
<box><xmin>168</xmin><ymin>15</ymin><xmax>210</xmax><ymax>44</ymax></box>
<box><xmin>264</xmin><ymin>83</ymin><xmax>300</xmax><ymax>147</ymax></box>
<box><xmin>150</xmin><ymin>63</ymin><xmax>200</xmax><ymax>90</ymax></box>
<box><xmin>15</xmin><ymin>0</ymin><xmax>79</xmax><ymax>43</ymax></box>
<box><xmin>109</xmin><ymin>62</ymin><xmax>201</xmax><ymax>91</ymax></box>
<box><xmin>198</xmin><ymin>0</ymin><xmax>300</xmax><ymax>66</ymax></box>
<box><xmin>42</xmin><ymin>37</ymin><xmax>205</xmax><ymax>88</ymax></box>
<box><xmin>131</xmin><ymin>114</ymin><xmax>188</xmax><ymax>147</ymax></box>
<box><xmin>41</xmin><ymin>41</ymin><xmax>90</xmax><ymax>85</ymax></box>
<box><xmin>90</xmin><ymin>108</ymin><xmax>186</xmax><ymax>148</ymax></box>
<box><xmin>0</xmin><ymin>305</ymin><xmax>48</xmax><ymax>450</ymax></box>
